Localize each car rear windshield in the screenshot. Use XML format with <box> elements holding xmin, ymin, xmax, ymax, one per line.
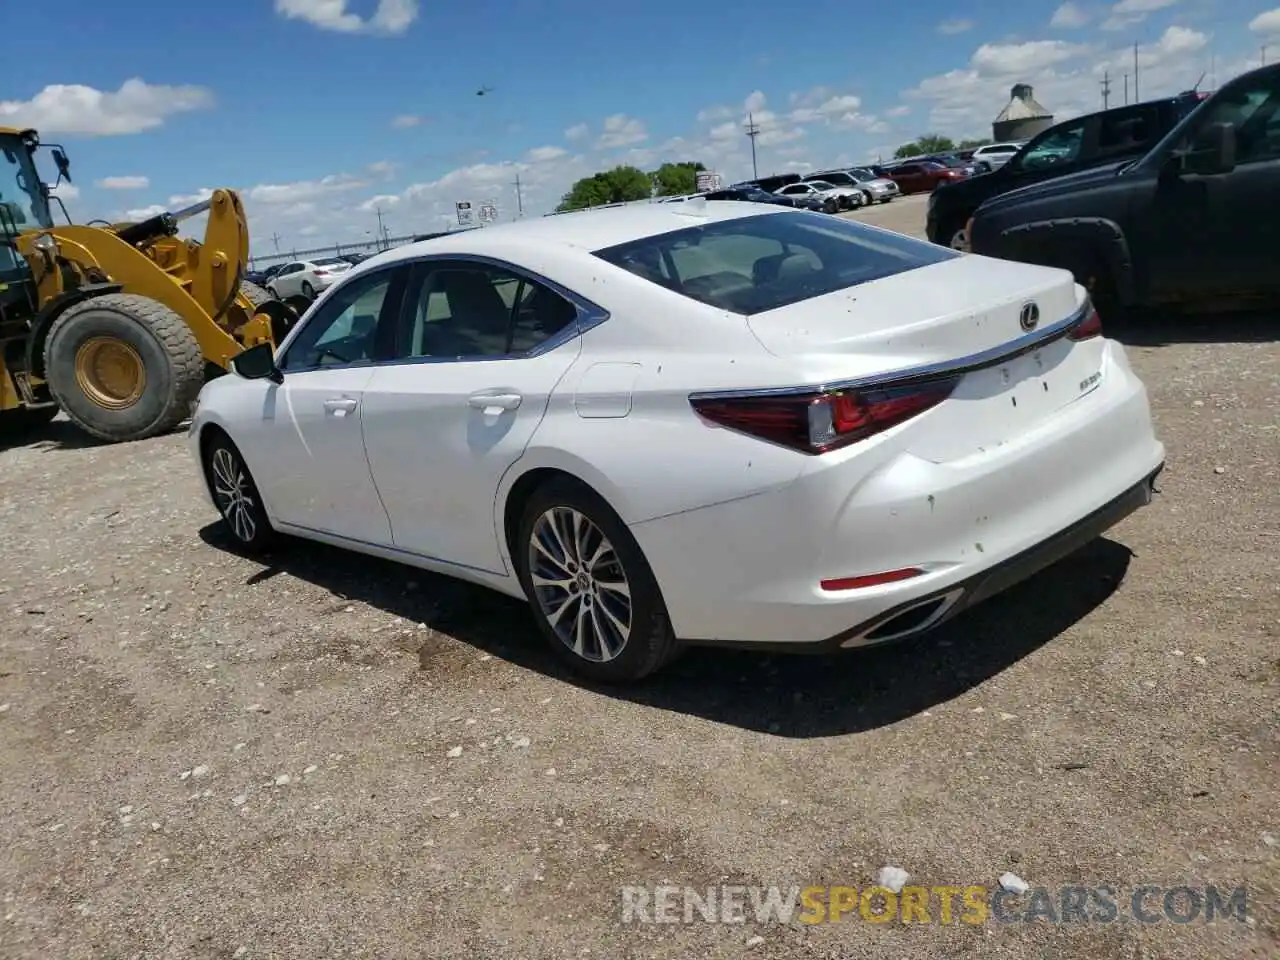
<box><xmin>592</xmin><ymin>211</ymin><xmax>958</xmax><ymax>316</ymax></box>
<box><xmin>315</xmin><ymin>257</ymin><xmax>349</xmax><ymax>266</ymax></box>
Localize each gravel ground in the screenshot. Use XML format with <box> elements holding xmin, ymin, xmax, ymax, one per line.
<box><xmin>1</xmin><ymin>197</ymin><xmax>1276</xmax><ymax>960</ymax></box>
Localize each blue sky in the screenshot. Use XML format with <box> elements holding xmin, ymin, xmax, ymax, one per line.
<box><xmin>2</xmin><ymin>0</ymin><xmax>1276</xmax><ymax>254</ymax></box>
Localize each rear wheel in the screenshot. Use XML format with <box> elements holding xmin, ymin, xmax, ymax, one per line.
<box><xmin>823</xmin><ymin>198</ymin><xmax>838</xmax><ymax>214</ymax></box>
<box><xmin>946</xmin><ymin>224</ymin><xmax>971</xmax><ymax>252</ymax></box>
<box><xmin>44</xmin><ymin>293</ymin><xmax>203</xmax><ymax>443</ymax></box>
<box><xmin>515</xmin><ymin>478</ymin><xmax>677</xmax><ymax>683</ymax></box>
<box><xmin>201</xmin><ymin>431</ymin><xmax>276</xmax><ymax>553</ymax></box>
<box><xmin>301</xmin><ymin>280</ymin><xmax>315</xmax><ymax>300</ymax></box>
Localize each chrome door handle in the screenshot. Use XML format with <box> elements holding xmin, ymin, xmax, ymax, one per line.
<box><xmin>323</xmin><ymin>397</ymin><xmax>358</xmax><ymax>416</ymax></box>
<box><xmin>468</xmin><ymin>392</ymin><xmax>522</xmax><ymax>413</ymax></box>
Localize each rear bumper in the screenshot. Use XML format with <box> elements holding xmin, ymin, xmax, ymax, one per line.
<box><xmin>632</xmin><ymin>339</ymin><xmax>1164</xmax><ymax>649</ymax></box>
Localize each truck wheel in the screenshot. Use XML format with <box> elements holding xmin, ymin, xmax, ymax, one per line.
<box><xmin>43</xmin><ymin>293</ymin><xmax>204</xmax><ymax>443</ymax></box>
<box><xmin>239</xmin><ymin>280</ymin><xmax>273</xmax><ymax>308</ymax></box>
<box><xmin>946</xmin><ymin>224</ymin><xmax>971</xmax><ymax>252</ymax></box>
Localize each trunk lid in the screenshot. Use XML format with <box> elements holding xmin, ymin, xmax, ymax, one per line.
<box><xmin>745</xmin><ymin>253</ymin><xmax>1078</xmax><ymax>368</ymax></box>
<box><xmin>745</xmin><ymin>254</ymin><xmax>1103</xmax><ymax>462</ymax></box>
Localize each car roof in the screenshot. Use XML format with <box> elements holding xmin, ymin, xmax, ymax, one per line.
<box><xmin>366</xmin><ymin>201</ymin><xmax>792</xmax><ymax>265</ymax></box>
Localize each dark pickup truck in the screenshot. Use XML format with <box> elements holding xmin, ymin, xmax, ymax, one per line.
<box><xmin>926</xmin><ymin>91</ymin><xmax>1207</xmax><ymax>250</ymax></box>
<box><xmin>969</xmin><ymin>63</ymin><xmax>1280</xmax><ymax>315</ymax></box>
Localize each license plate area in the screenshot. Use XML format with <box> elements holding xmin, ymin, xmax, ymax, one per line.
<box><xmin>907</xmin><ymin>339</ymin><xmax>1100</xmax><ymax>462</ymax></box>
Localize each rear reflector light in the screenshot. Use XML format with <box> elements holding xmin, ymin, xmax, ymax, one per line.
<box><xmin>820</xmin><ymin>567</ymin><xmax>924</xmax><ymax>592</ymax></box>
<box><xmin>1070</xmin><ymin>306</ymin><xmax>1103</xmax><ymax>340</ymax></box>
<box><xmin>690</xmin><ymin>376</ymin><xmax>959</xmax><ymax>454</ymax></box>
<box><xmin>314</xmin><ymin>269</ymin><xmax>329</xmax><ymax>276</ymax></box>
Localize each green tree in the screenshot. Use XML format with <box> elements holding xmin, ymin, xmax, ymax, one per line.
<box><xmin>957</xmin><ymin>137</ymin><xmax>992</xmax><ymax>149</ymax></box>
<box><xmin>650</xmin><ymin>161</ymin><xmax>706</xmax><ymax>197</ymax></box>
<box><xmin>556</xmin><ymin>165</ymin><xmax>654</xmax><ymax>212</ymax></box>
<box><xmin>894</xmin><ymin>133</ymin><xmax>957</xmax><ymax>157</ymax></box>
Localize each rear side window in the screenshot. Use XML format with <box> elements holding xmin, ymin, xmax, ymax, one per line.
<box><xmin>593</xmin><ymin>211</ymin><xmax>957</xmax><ymax>316</ymax></box>
<box><xmin>1097</xmin><ymin>105</ymin><xmax>1159</xmax><ymax>158</ymax></box>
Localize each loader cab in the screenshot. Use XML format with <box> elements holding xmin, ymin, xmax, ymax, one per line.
<box><xmin>0</xmin><ymin>129</ymin><xmax>54</xmax><ymax>291</ymax></box>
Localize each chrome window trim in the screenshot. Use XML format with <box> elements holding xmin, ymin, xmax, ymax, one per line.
<box><xmin>276</xmin><ymin>252</ymin><xmax>610</xmax><ymax>376</ymax></box>
<box><xmin>687</xmin><ymin>298</ymin><xmax>1094</xmax><ymax>401</ymax></box>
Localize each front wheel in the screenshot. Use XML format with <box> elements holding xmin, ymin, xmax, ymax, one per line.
<box><xmin>516</xmin><ymin>478</ymin><xmax>677</xmax><ymax>683</ymax></box>
<box><xmin>947</xmin><ymin>224</ymin><xmax>971</xmax><ymax>252</ymax></box>
<box><xmin>201</xmin><ymin>432</ymin><xmax>277</xmax><ymax>553</ymax></box>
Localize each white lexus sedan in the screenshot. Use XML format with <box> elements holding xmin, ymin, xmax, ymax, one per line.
<box><xmin>189</xmin><ymin>200</ymin><xmax>1165</xmax><ymax>683</ymax></box>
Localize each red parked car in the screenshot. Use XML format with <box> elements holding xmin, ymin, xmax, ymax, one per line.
<box><xmin>884</xmin><ymin>161</ymin><xmax>968</xmax><ymax>195</ymax></box>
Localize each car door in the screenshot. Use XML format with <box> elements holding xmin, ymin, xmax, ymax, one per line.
<box><xmin>359</xmin><ymin>258</ymin><xmax>587</xmax><ymax>574</ymax></box>
<box><xmin>1139</xmin><ymin>69</ymin><xmax>1280</xmax><ymax>303</ymax></box>
<box><xmin>893</xmin><ymin>164</ymin><xmax>920</xmax><ymax>192</ymax></box>
<box><xmin>233</xmin><ymin>263</ymin><xmax>408</xmax><ymax>543</ymax></box>
<box><xmin>273</xmin><ymin>263</ymin><xmax>302</xmax><ymax>298</ymax></box>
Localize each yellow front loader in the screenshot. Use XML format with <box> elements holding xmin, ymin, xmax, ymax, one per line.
<box><xmin>0</xmin><ymin>126</ymin><xmax>300</xmax><ymax>442</ymax></box>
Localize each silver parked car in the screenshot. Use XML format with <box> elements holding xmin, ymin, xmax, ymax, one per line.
<box><xmin>774</xmin><ymin>180</ymin><xmax>863</xmax><ymax>212</ymax></box>
<box><xmin>805</xmin><ymin>169</ymin><xmax>898</xmax><ymax>205</ymax></box>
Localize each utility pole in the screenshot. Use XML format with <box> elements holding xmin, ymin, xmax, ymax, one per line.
<box><xmin>1100</xmin><ymin>70</ymin><xmax>1111</xmax><ymax>109</ymax></box>
<box><xmin>270</xmin><ymin>232</ymin><xmax>281</xmax><ymax>253</ymax></box>
<box><xmin>1263</xmin><ymin>45</ymin><xmax>1269</xmax><ymax>67</ymax></box>
<box><xmin>745</xmin><ymin>112</ymin><xmax>761</xmax><ymax>179</ymax></box>
<box><xmin>374</xmin><ymin>205</ymin><xmax>387</xmax><ymax>250</ymax></box>
<box><xmin>1123</xmin><ymin>73</ymin><xmax>1130</xmax><ymax>105</ymax></box>
<box><xmin>1133</xmin><ymin>42</ymin><xmax>1140</xmax><ymax>102</ymax></box>
<box><xmin>512</xmin><ymin>173</ymin><xmax>524</xmax><ymax>218</ymax></box>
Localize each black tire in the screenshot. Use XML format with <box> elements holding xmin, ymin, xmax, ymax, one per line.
<box><xmin>515</xmin><ymin>477</ymin><xmax>677</xmax><ymax>684</ymax></box>
<box><xmin>43</xmin><ymin>293</ymin><xmax>203</xmax><ymax>443</ymax></box>
<box><xmin>239</xmin><ymin>280</ymin><xmax>273</xmax><ymax>308</ymax></box>
<box><xmin>823</xmin><ymin>198</ymin><xmax>838</xmax><ymax>214</ymax></box>
<box><xmin>301</xmin><ymin>280</ymin><xmax>315</xmax><ymax>300</ymax></box>
<box><xmin>266</xmin><ymin>283</ymin><xmax>280</xmax><ymax>299</ymax></box>
<box><xmin>860</xmin><ymin>190</ymin><xmax>873</xmax><ymax>207</ymax></box>
<box><xmin>200</xmin><ymin>430</ymin><xmax>276</xmax><ymax>553</ymax></box>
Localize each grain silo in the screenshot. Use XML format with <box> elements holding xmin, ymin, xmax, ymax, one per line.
<box><xmin>993</xmin><ymin>83</ymin><xmax>1054</xmax><ymax>142</ymax></box>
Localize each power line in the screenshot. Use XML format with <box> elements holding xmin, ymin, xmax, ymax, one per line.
<box><xmin>744</xmin><ymin>112</ymin><xmax>761</xmax><ymax>180</ymax></box>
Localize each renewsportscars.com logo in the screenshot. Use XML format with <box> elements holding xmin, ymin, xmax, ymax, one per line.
<box><xmin>620</xmin><ymin>884</ymin><xmax>1250</xmax><ymax>926</ymax></box>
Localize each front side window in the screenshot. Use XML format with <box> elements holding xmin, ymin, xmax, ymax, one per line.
<box><xmin>0</xmin><ymin>134</ymin><xmax>53</xmax><ymax>235</ymax></box>
<box><xmin>1177</xmin><ymin>72</ymin><xmax>1280</xmax><ymax>165</ymax></box>
<box><xmin>399</xmin><ymin>262</ymin><xmax>578</xmax><ymax>360</ymax></box>
<box><xmin>280</xmin><ymin>268</ymin><xmax>400</xmax><ymax>370</ymax></box>
<box><xmin>594</xmin><ymin>211</ymin><xmax>957</xmax><ymax>316</ymax></box>
<box><xmin>1018</xmin><ymin>122</ymin><xmax>1086</xmax><ymax>170</ymax></box>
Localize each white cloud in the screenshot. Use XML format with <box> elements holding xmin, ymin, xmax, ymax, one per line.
<box><xmin>274</xmin><ymin>0</ymin><xmax>418</xmax><ymax>34</ymax></box>
<box><xmin>525</xmin><ymin>145</ymin><xmax>568</xmax><ymax>163</ymax></box>
<box><xmin>48</xmin><ymin>182</ymin><xmax>79</xmax><ymax>202</ymax></box>
<box><xmin>744</xmin><ymin>90</ymin><xmax>767</xmax><ymax>114</ymax></box>
<box><xmin>391</xmin><ymin>114</ymin><xmax>424</xmax><ymax>128</ymax></box>
<box><xmin>123</xmin><ymin>203</ymin><xmax>167</xmax><ymax>220</ymax></box>
<box><xmin>1100</xmin><ymin>0</ymin><xmax>1177</xmax><ymax>32</ymax></box>
<box><xmin>1050</xmin><ymin>2</ymin><xmax>1090</xmax><ymax>28</ymax></box>
<box><xmin>95</xmin><ymin>175</ymin><xmax>150</xmax><ymax>190</ymax></box>
<box><xmin>595</xmin><ymin>114</ymin><xmax>648</xmax><ymax>149</ymax></box>
<box><xmin>0</xmin><ymin>78</ymin><xmax>214</xmax><ymax>137</ymax></box>
<box><xmin>1249</xmin><ymin>8</ymin><xmax>1280</xmax><ymax>35</ymax></box>
<box><xmin>937</xmin><ymin>18</ymin><xmax>975</xmax><ymax>34</ymax></box>
<box><xmin>902</xmin><ymin>26</ymin><xmax>1218</xmax><ymax>139</ymax></box>
<box><xmin>885</xmin><ymin>105</ymin><xmax>912</xmax><ymax>117</ymax></box>
<box><xmin>564</xmin><ymin>123</ymin><xmax>589</xmax><ymax>142</ymax></box>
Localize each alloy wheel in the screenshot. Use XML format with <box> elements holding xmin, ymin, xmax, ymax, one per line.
<box><xmin>528</xmin><ymin>506</ymin><xmax>633</xmax><ymax>663</ymax></box>
<box><xmin>210</xmin><ymin>446</ymin><xmax>257</xmax><ymax>543</ymax></box>
<box><xmin>949</xmin><ymin>228</ymin><xmax>970</xmax><ymax>252</ymax></box>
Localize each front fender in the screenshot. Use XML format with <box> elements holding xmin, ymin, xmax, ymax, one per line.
<box><xmin>995</xmin><ymin>217</ymin><xmax>1136</xmax><ymax>305</ymax></box>
<box><xmin>26</xmin><ymin>282</ymin><xmax>125</xmax><ymax>379</ymax></box>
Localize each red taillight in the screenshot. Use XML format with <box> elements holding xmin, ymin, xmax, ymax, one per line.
<box><xmin>820</xmin><ymin>567</ymin><xmax>923</xmax><ymax>592</ymax></box>
<box><xmin>689</xmin><ymin>378</ymin><xmax>959</xmax><ymax>454</ymax></box>
<box><xmin>1070</xmin><ymin>307</ymin><xmax>1103</xmax><ymax>340</ymax></box>
<box><xmin>313</xmin><ymin>269</ymin><xmax>329</xmax><ymax>276</ymax></box>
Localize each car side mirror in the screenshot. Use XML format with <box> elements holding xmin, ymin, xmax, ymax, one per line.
<box><xmin>1182</xmin><ymin>122</ymin><xmax>1236</xmax><ymax>176</ymax></box>
<box><xmin>230</xmin><ymin>342</ymin><xmax>283</xmax><ymax>384</ymax></box>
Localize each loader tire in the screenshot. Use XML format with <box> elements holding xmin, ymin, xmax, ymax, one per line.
<box><xmin>44</xmin><ymin>293</ymin><xmax>204</xmax><ymax>443</ymax></box>
<box><xmin>239</xmin><ymin>280</ymin><xmax>273</xmax><ymax>308</ymax></box>
<box><xmin>0</xmin><ymin>404</ymin><xmax>59</xmax><ymax>435</ymax></box>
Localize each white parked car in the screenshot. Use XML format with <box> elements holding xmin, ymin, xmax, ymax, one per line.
<box><xmin>266</xmin><ymin>257</ymin><xmax>354</xmax><ymax>301</ymax></box>
<box><xmin>190</xmin><ymin>201</ymin><xmax>1165</xmax><ymax>683</ymax></box>
<box><xmin>774</xmin><ymin>180</ymin><xmax>863</xmax><ymax>212</ymax></box>
<box><xmin>970</xmin><ymin>141</ymin><xmax>1027</xmax><ymax>171</ymax></box>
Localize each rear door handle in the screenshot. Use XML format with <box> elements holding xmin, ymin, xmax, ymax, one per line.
<box><xmin>323</xmin><ymin>397</ymin><xmax>359</xmax><ymax>417</ymax></box>
<box><xmin>468</xmin><ymin>392</ymin><xmax>522</xmax><ymax>414</ymax></box>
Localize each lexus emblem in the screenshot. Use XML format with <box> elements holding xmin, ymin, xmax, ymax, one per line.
<box><xmin>1019</xmin><ymin>301</ymin><xmax>1040</xmax><ymax>332</ymax></box>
